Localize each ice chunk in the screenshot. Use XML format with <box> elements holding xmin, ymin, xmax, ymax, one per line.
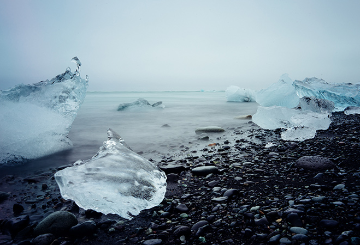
<box><xmin>0</xmin><ymin>58</ymin><xmax>88</xmax><ymax>165</ymax></box>
<box><xmin>117</xmin><ymin>98</ymin><xmax>164</xmax><ymax>111</ymax></box>
<box><xmin>344</xmin><ymin>106</ymin><xmax>360</xmax><ymax>115</ymax></box>
<box><xmin>54</xmin><ymin>129</ymin><xmax>167</xmax><ymax>219</ymax></box>
<box><xmin>298</xmin><ymin>96</ymin><xmax>335</xmax><ymax>113</ymax></box>
<box><xmin>294</xmin><ymin>77</ymin><xmax>360</xmax><ymax>111</ymax></box>
<box><xmin>252</xmin><ymin>106</ymin><xmax>331</xmax><ymax>141</ymax></box>
<box><xmin>256</xmin><ymin>74</ymin><xmax>299</xmax><ymax>108</ymax></box>
<box><xmin>71</xmin><ymin>56</ymin><xmax>81</xmax><ymax>73</ymax></box>
<box><xmin>226</xmin><ymin>86</ymin><xmax>256</xmax><ymax>102</ymax></box>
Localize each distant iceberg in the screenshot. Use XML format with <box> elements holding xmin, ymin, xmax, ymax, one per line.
<box><xmin>117</xmin><ymin>98</ymin><xmax>164</xmax><ymax>111</ymax></box>
<box><xmin>225</xmin><ymin>86</ymin><xmax>256</xmax><ymax>102</ymax></box>
<box><xmin>55</xmin><ymin>129</ymin><xmax>167</xmax><ymax>220</ymax></box>
<box><xmin>255</xmin><ymin>74</ymin><xmax>299</xmax><ymax>108</ymax></box>
<box><xmin>0</xmin><ymin>57</ymin><xmax>88</xmax><ymax>165</ymax></box>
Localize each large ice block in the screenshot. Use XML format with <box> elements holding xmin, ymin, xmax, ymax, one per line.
<box><xmin>255</xmin><ymin>74</ymin><xmax>299</xmax><ymax>108</ymax></box>
<box><xmin>0</xmin><ymin>57</ymin><xmax>88</xmax><ymax>165</ymax></box>
<box><xmin>294</xmin><ymin>77</ymin><xmax>360</xmax><ymax>111</ymax></box>
<box><xmin>225</xmin><ymin>86</ymin><xmax>256</xmax><ymax>102</ymax></box>
<box><xmin>298</xmin><ymin>96</ymin><xmax>335</xmax><ymax>113</ymax></box>
<box><xmin>252</xmin><ymin>106</ymin><xmax>331</xmax><ymax>141</ymax></box>
<box><xmin>54</xmin><ymin>129</ymin><xmax>167</xmax><ymax>220</ymax></box>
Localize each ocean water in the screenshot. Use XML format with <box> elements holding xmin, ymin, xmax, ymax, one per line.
<box><xmin>1</xmin><ymin>91</ymin><xmax>258</xmax><ymax>177</ymax></box>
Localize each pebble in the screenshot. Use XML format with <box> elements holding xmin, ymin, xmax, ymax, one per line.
<box><xmin>175</xmin><ymin>204</ymin><xmax>189</xmax><ymax>212</ymax></box>
<box><xmin>69</xmin><ymin>221</ymin><xmax>96</xmax><ymax>238</ymax></box>
<box><xmin>319</xmin><ymin>219</ymin><xmax>339</xmax><ymax>229</ymax></box>
<box><xmin>31</xmin><ymin>233</ymin><xmax>55</xmax><ymax>245</ymax></box>
<box><xmin>34</xmin><ymin>211</ymin><xmax>78</xmax><ymax>236</ymax></box>
<box><xmin>192</xmin><ymin>166</ymin><xmax>218</xmax><ymax>175</ymax></box>
<box><xmin>143</xmin><ymin>239</ymin><xmax>162</xmax><ymax>245</ymax></box>
<box><xmin>290</xmin><ymin>227</ymin><xmax>308</xmax><ymax>235</ymax></box>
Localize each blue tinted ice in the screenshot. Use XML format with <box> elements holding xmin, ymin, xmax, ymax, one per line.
<box><xmin>294</xmin><ymin>77</ymin><xmax>360</xmax><ymax>111</ymax></box>
<box><xmin>54</xmin><ymin>128</ymin><xmax>167</xmax><ymax>220</ymax></box>
<box><xmin>117</xmin><ymin>98</ymin><xmax>164</xmax><ymax>111</ymax></box>
<box><xmin>0</xmin><ymin>58</ymin><xmax>88</xmax><ymax>165</ymax></box>
<box><xmin>226</xmin><ymin>86</ymin><xmax>256</xmax><ymax>102</ymax></box>
<box><xmin>255</xmin><ymin>74</ymin><xmax>299</xmax><ymax>108</ymax></box>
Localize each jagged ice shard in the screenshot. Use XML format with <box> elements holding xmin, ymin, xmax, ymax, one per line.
<box><xmin>225</xmin><ymin>86</ymin><xmax>256</xmax><ymax>102</ymax></box>
<box><xmin>54</xmin><ymin>129</ymin><xmax>167</xmax><ymax>220</ymax></box>
<box><xmin>0</xmin><ymin>57</ymin><xmax>88</xmax><ymax>165</ymax></box>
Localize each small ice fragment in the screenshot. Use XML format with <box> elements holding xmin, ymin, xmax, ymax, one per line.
<box><xmin>71</xmin><ymin>57</ymin><xmax>81</xmax><ymax>72</ymax></box>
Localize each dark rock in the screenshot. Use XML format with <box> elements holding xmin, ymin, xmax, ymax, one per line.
<box><xmin>69</xmin><ymin>221</ymin><xmax>96</xmax><ymax>238</ymax></box>
<box><xmin>34</xmin><ymin>211</ymin><xmax>78</xmax><ymax>236</ymax></box>
<box><xmin>292</xmin><ymin>234</ymin><xmax>309</xmax><ymax>242</ymax></box>
<box><xmin>13</xmin><ymin>203</ymin><xmax>24</xmax><ymax>215</ymax></box>
<box><xmin>3</xmin><ymin>215</ymin><xmax>29</xmax><ymax>236</ymax></box>
<box><xmin>294</xmin><ymin>156</ymin><xmax>335</xmax><ymax>170</ymax></box>
<box><xmin>31</xmin><ymin>233</ymin><xmax>55</xmax><ymax>245</ymax></box>
<box><xmin>85</xmin><ymin>209</ymin><xmax>102</xmax><ymax>219</ymax></box>
<box><xmin>192</xmin><ymin>166</ymin><xmax>218</xmax><ymax>175</ymax></box>
<box><xmin>173</xmin><ymin>226</ymin><xmax>191</xmax><ymax>237</ymax></box>
<box><xmin>160</xmin><ymin>164</ymin><xmax>186</xmax><ymax>174</ymax></box>
<box><xmin>286</xmin><ymin>213</ymin><xmax>303</xmax><ymax>227</ymax></box>
<box><xmin>143</xmin><ymin>239</ymin><xmax>162</xmax><ymax>245</ymax></box>
<box><xmin>175</xmin><ymin>204</ymin><xmax>189</xmax><ymax>212</ymax></box>
<box><xmin>191</xmin><ymin>220</ymin><xmax>208</xmax><ymax>232</ymax></box>
<box><xmin>195</xmin><ymin>126</ymin><xmax>225</xmax><ymax>133</ymax></box>
<box><xmin>319</xmin><ymin>219</ymin><xmax>339</xmax><ymax>229</ymax></box>
<box><xmin>255</xmin><ymin>217</ymin><xmax>269</xmax><ymax>226</ymax></box>
<box><xmin>223</xmin><ymin>189</ymin><xmax>239</xmax><ymax>198</ymax></box>
<box><xmin>0</xmin><ymin>191</ymin><xmax>10</xmax><ymax>202</ymax></box>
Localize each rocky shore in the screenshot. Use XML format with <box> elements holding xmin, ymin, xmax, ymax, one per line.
<box><xmin>1</xmin><ymin>112</ymin><xmax>360</xmax><ymax>245</ymax></box>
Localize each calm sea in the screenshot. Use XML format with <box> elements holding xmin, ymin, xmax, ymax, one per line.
<box><xmin>1</xmin><ymin>91</ymin><xmax>258</xmax><ymax>177</ymax></box>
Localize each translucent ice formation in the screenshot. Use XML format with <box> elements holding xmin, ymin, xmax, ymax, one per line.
<box><xmin>252</xmin><ymin>106</ymin><xmax>331</xmax><ymax>141</ymax></box>
<box><xmin>0</xmin><ymin>57</ymin><xmax>88</xmax><ymax>165</ymax></box>
<box><xmin>117</xmin><ymin>98</ymin><xmax>164</xmax><ymax>111</ymax></box>
<box><xmin>298</xmin><ymin>96</ymin><xmax>335</xmax><ymax>113</ymax></box>
<box><xmin>294</xmin><ymin>77</ymin><xmax>360</xmax><ymax>111</ymax></box>
<box><xmin>225</xmin><ymin>86</ymin><xmax>256</xmax><ymax>102</ymax></box>
<box><xmin>54</xmin><ymin>129</ymin><xmax>167</xmax><ymax>219</ymax></box>
<box><xmin>256</xmin><ymin>74</ymin><xmax>299</xmax><ymax>108</ymax></box>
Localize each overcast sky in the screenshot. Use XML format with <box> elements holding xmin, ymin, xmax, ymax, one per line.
<box><xmin>0</xmin><ymin>0</ymin><xmax>359</xmax><ymax>92</ymax></box>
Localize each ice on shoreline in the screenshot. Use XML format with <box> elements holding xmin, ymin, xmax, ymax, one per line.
<box><xmin>54</xmin><ymin>129</ymin><xmax>167</xmax><ymax>219</ymax></box>
<box><xmin>0</xmin><ymin>57</ymin><xmax>88</xmax><ymax>165</ymax></box>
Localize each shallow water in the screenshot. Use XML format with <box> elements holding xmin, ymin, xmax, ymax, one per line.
<box><xmin>0</xmin><ymin>91</ymin><xmax>258</xmax><ymax>177</ymax></box>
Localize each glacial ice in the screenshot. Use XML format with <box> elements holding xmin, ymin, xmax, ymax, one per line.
<box><xmin>252</xmin><ymin>106</ymin><xmax>331</xmax><ymax>141</ymax></box>
<box><xmin>225</xmin><ymin>86</ymin><xmax>256</xmax><ymax>102</ymax></box>
<box><xmin>117</xmin><ymin>98</ymin><xmax>164</xmax><ymax>111</ymax></box>
<box><xmin>54</xmin><ymin>129</ymin><xmax>167</xmax><ymax>220</ymax></box>
<box><xmin>255</xmin><ymin>74</ymin><xmax>299</xmax><ymax>108</ymax></box>
<box><xmin>294</xmin><ymin>77</ymin><xmax>360</xmax><ymax>111</ymax></box>
<box><xmin>298</xmin><ymin>96</ymin><xmax>335</xmax><ymax>113</ymax></box>
<box><xmin>0</xmin><ymin>57</ymin><xmax>88</xmax><ymax>165</ymax></box>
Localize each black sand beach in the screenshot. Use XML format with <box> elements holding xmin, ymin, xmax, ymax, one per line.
<box><xmin>1</xmin><ymin>112</ymin><xmax>360</xmax><ymax>245</ymax></box>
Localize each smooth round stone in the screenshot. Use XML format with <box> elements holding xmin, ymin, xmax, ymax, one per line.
<box><xmin>279</xmin><ymin>237</ymin><xmax>292</xmax><ymax>244</ymax></box>
<box><xmin>175</xmin><ymin>204</ymin><xmax>189</xmax><ymax>212</ymax></box>
<box><xmin>333</xmin><ymin>184</ymin><xmax>345</xmax><ymax>190</ymax></box>
<box><xmin>34</xmin><ymin>211</ymin><xmax>78</xmax><ymax>236</ymax></box>
<box><xmin>292</xmin><ymin>234</ymin><xmax>309</xmax><ymax>242</ymax></box>
<box><xmin>294</xmin><ymin>156</ymin><xmax>335</xmax><ymax>170</ymax></box>
<box><xmin>192</xmin><ymin>166</ymin><xmax>218</xmax><ymax>175</ymax></box>
<box><xmin>191</xmin><ymin>220</ymin><xmax>208</xmax><ymax>232</ymax></box>
<box><xmin>319</xmin><ymin>219</ymin><xmax>339</xmax><ymax>229</ymax></box>
<box><xmin>211</xmin><ymin>197</ymin><xmax>228</xmax><ymax>202</ymax></box>
<box><xmin>143</xmin><ymin>239</ymin><xmax>162</xmax><ymax>245</ymax></box>
<box><xmin>312</xmin><ymin>196</ymin><xmax>326</xmax><ymax>202</ymax></box>
<box><xmin>269</xmin><ymin>234</ymin><xmax>281</xmax><ymax>243</ymax></box>
<box><xmin>290</xmin><ymin>227</ymin><xmax>308</xmax><ymax>235</ymax></box>
<box><xmin>250</xmin><ymin>206</ymin><xmax>260</xmax><ymax>211</ymax></box>
<box><xmin>69</xmin><ymin>221</ymin><xmax>96</xmax><ymax>238</ymax></box>
<box><xmin>287</xmin><ymin>213</ymin><xmax>303</xmax><ymax>227</ymax></box>
<box><xmin>195</xmin><ymin>126</ymin><xmax>225</xmax><ymax>133</ymax></box>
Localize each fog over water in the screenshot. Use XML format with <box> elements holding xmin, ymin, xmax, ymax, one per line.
<box><xmin>1</xmin><ymin>0</ymin><xmax>360</xmax><ymax>92</ymax></box>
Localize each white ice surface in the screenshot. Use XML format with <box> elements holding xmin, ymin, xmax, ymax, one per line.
<box><xmin>54</xmin><ymin>129</ymin><xmax>167</xmax><ymax>220</ymax></box>
<box><xmin>0</xmin><ymin>60</ymin><xmax>88</xmax><ymax>165</ymax></box>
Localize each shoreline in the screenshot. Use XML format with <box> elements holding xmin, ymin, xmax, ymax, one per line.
<box><xmin>0</xmin><ymin>112</ymin><xmax>360</xmax><ymax>244</ymax></box>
